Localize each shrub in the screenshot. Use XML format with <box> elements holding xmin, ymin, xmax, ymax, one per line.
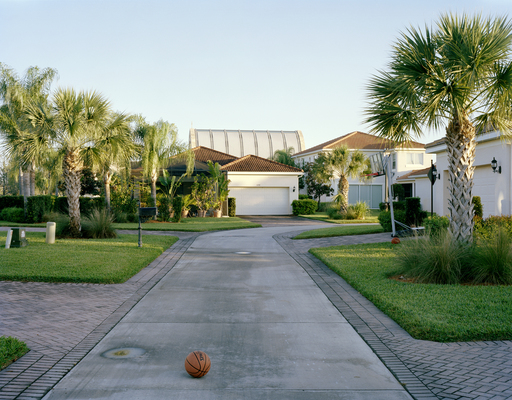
<box><xmin>228</xmin><ymin>197</ymin><xmax>236</xmax><ymax>217</ymax></box>
<box><xmin>298</xmin><ymin>194</ymin><xmax>311</xmax><ymax>200</ymax></box>
<box><xmin>81</xmin><ymin>209</ymin><xmax>117</xmax><ymax>239</ymax></box>
<box><xmin>395</xmin><ymin>230</ymin><xmax>472</xmax><ymax>284</ymax></box>
<box><xmin>351</xmin><ymin>201</ymin><xmax>369</xmax><ymax>220</ymax></box>
<box><xmin>172</xmin><ymin>196</ymin><xmax>184</xmax><ymax>223</ymax></box>
<box><xmin>423</xmin><ymin>215</ymin><xmax>449</xmax><ymax>237</ymax></box>
<box><xmin>472</xmin><ymin>196</ymin><xmax>483</xmax><ymax>219</ymax></box>
<box><xmin>405</xmin><ymin>197</ymin><xmax>427</xmax><ymax>227</ymax></box>
<box><xmin>127</xmin><ymin>213</ymin><xmax>138</xmax><ymax>223</ymax></box>
<box><xmin>393</xmin><ymin>201</ymin><xmax>406</xmax><ymax>211</ymax></box>
<box><xmin>474</xmin><ymin>215</ymin><xmax>512</xmax><ymax>240</ymax></box>
<box><xmin>317</xmin><ymin>202</ymin><xmax>329</xmax><ymax>212</ymax></box>
<box><xmin>157</xmin><ymin>194</ymin><xmax>172</xmax><ymax>222</ymax></box>
<box><xmin>470</xmin><ymin>227</ymin><xmax>512</xmax><ymax>285</ymax></box>
<box><xmin>112</xmin><ymin>210</ymin><xmax>129</xmax><ymax>223</ymax></box>
<box><xmin>52</xmin><ymin>212</ymin><xmax>72</xmax><ymax>238</ymax></box>
<box><xmin>26</xmin><ymin>195</ymin><xmax>55</xmax><ymax>223</ymax></box>
<box><xmin>53</xmin><ymin>196</ymin><xmax>105</xmax><ymax>215</ymax></box>
<box><xmin>291</xmin><ymin>199</ymin><xmax>317</xmax><ymax>216</ymax></box>
<box><xmin>379</xmin><ymin>202</ymin><xmax>388</xmax><ymax>212</ymax></box>
<box><xmin>378</xmin><ymin>210</ymin><xmax>406</xmax><ymax>232</ymax></box>
<box><xmin>0</xmin><ymin>207</ymin><xmax>25</xmax><ymax>223</ymax></box>
<box><xmin>326</xmin><ymin>203</ymin><xmax>342</xmax><ymax>219</ymax></box>
<box><xmin>0</xmin><ymin>196</ymin><xmax>24</xmax><ymax>212</ymax></box>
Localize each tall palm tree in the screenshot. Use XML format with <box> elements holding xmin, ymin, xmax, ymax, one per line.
<box><xmin>271</xmin><ymin>147</ymin><xmax>296</xmax><ymax>166</ymax></box>
<box><xmin>365</xmin><ymin>13</ymin><xmax>512</xmax><ymax>242</ymax></box>
<box><xmin>135</xmin><ymin>118</ymin><xmax>187</xmax><ymax>207</ymax></box>
<box><xmin>0</xmin><ymin>64</ymin><xmax>57</xmax><ymax>200</ymax></box>
<box><xmin>26</xmin><ymin>88</ymin><xmax>112</xmax><ymax>237</ymax></box>
<box><xmin>317</xmin><ymin>145</ymin><xmax>366</xmax><ymax>213</ymax></box>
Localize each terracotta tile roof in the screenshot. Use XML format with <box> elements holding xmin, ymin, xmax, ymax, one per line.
<box><xmin>293</xmin><ymin>131</ymin><xmax>424</xmax><ymax>156</ymax></box>
<box><xmin>221</xmin><ymin>155</ymin><xmax>303</xmax><ymax>173</ymax></box>
<box><xmin>191</xmin><ymin>146</ymin><xmax>238</xmax><ymax>166</ymax></box>
<box><xmin>397</xmin><ymin>167</ymin><xmax>431</xmax><ymax>180</ymax></box>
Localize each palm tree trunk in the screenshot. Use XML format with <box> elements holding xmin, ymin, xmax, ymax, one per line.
<box><xmin>29</xmin><ymin>161</ymin><xmax>36</xmax><ymax>196</ymax></box>
<box><xmin>338</xmin><ymin>175</ymin><xmax>349</xmax><ymax>213</ymax></box>
<box><xmin>150</xmin><ymin>170</ymin><xmax>158</xmax><ymax>207</ymax></box>
<box><xmin>63</xmin><ymin>150</ymin><xmax>83</xmax><ymax>237</ymax></box>
<box><xmin>446</xmin><ymin>116</ymin><xmax>476</xmax><ymax>243</ymax></box>
<box><xmin>104</xmin><ymin>172</ymin><xmax>112</xmax><ymax>211</ymax></box>
<box><xmin>22</xmin><ymin>167</ymin><xmax>29</xmax><ymax>206</ymax></box>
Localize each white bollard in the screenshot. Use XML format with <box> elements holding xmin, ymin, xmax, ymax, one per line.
<box><xmin>5</xmin><ymin>229</ymin><xmax>12</xmax><ymax>249</ymax></box>
<box><xmin>46</xmin><ymin>222</ymin><xmax>56</xmax><ymax>244</ymax></box>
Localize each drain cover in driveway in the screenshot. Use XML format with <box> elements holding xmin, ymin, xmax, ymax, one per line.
<box><xmin>101</xmin><ymin>347</ymin><xmax>146</xmax><ymax>359</ymax></box>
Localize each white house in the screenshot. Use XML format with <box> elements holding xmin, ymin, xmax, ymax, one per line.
<box><xmin>292</xmin><ymin>131</ymin><xmax>433</xmax><ymax>209</ymax></box>
<box><xmin>425</xmin><ymin>131</ymin><xmax>512</xmax><ymax>218</ymax></box>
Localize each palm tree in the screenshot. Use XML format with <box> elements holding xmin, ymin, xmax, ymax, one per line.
<box><xmin>134</xmin><ymin>118</ymin><xmax>187</xmax><ymax>207</ymax></box>
<box><xmin>317</xmin><ymin>145</ymin><xmax>366</xmax><ymax>213</ymax></box>
<box><xmin>26</xmin><ymin>88</ymin><xmax>112</xmax><ymax>237</ymax></box>
<box><xmin>0</xmin><ymin>64</ymin><xmax>57</xmax><ymax>201</ymax></box>
<box><xmin>365</xmin><ymin>13</ymin><xmax>512</xmax><ymax>243</ymax></box>
<box><xmin>271</xmin><ymin>147</ymin><xmax>296</xmax><ymax>167</ymax></box>
<box><xmin>90</xmin><ymin>112</ymin><xmax>136</xmax><ymax>211</ymax></box>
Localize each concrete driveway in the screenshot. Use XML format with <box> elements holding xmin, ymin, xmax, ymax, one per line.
<box><xmin>43</xmin><ymin>226</ymin><xmax>411</xmax><ymax>399</ymax></box>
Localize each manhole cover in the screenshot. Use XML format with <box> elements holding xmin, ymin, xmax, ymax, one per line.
<box><xmin>101</xmin><ymin>347</ymin><xmax>146</xmax><ymax>359</ymax></box>
<box><xmin>235</xmin><ymin>251</ymin><xmax>252</xmax><ymax>255</ymax></box>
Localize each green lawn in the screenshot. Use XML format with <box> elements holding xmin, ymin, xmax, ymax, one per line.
<box><xmin>0</xmin><ymin>231</ymin><xmax>177</xmax><ymax>284</ymax></box>
<box><xmin>0</xmin><ymin>336</ymin><xmax>28</xmax><ymax>371</ymax></box>
<box><xmin>310</xmin><ymin>242</ymin><xmax>512</xmax><ymax>342</ymax></box>
<box><xmin>294</xmin><ymin>225</ymin><xmax>385</xmax><ymax>239</ymax></box>
<box><xmin>112</xmin><ymin>217</ymin><xmax>261</xmax><ymax>231</ymax></box>
<box><xmin>299</xmin><ymin>209</ymin><xmax>380</xmax><ymax>224</ymax></box>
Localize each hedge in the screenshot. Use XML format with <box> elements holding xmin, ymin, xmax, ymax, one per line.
<box><xmin>26</xmin><ymin>195</ymin><xmax>55</xmax><ymax>223</ymax></box>
<box><xmin>0</xmin><ymin>196</ymin><xmax>24</xmax><ymax>211</ymax></box>
<box><xmin>228</xmin><ymin>197</ymin><xmax>236</xmax><ymax>217</ymax></box>
<box><xmin>0</xmin><ymin>207</ymin><xmax>25</xmax><ymax>223</ymax></box>
<box><xmin>291</xmin><ymin>199</ymin><xmax>317</xmax><ymax>216</ymax></box>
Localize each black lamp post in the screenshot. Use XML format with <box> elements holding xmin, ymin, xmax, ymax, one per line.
<box><xmin>427</xmin><ymin>160</ymin><xmax>438</xmax><ymax>218</ymax></box>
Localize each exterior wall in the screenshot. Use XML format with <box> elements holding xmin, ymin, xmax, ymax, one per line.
<box><xmin>427</xmin><ymin>133</ymin><xmax>512</xmax><ymax>218</ymax></box>
<box><xmin>226</xmin><ymin>172</ymin><xmax>300</xmax><ymax>215</ymax></box>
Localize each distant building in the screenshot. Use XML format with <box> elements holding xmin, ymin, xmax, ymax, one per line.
<box><xmin>189</xmin><ymin>128</ymin><xmax>305</xmax><ymax>160</ymax></box>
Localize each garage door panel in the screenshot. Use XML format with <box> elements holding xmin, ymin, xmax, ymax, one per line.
<box><xmin>230</xmin><ymin>187</ymin><xmax>290</xmax><ymax>215</ymax></box>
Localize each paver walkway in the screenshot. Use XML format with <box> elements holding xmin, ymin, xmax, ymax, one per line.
<box><xmin>1</xmin><ymin>220</ymin><xmax>511</xmax><ymax>399</ymax></box>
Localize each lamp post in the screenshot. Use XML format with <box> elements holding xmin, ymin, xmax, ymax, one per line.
<box><xmin>427</xmin><ymin>160</ymin><xmax>438</xmax><ymax>218</ymax></box>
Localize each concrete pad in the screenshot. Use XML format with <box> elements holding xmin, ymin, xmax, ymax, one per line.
<box><xmin>43</xmin><ymin>227</ymin><xmax>412</xmax><ymax>400</ymax></box>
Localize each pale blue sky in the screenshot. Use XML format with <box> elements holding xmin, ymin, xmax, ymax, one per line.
<box><xmin>1</xmin><ymin>0</ymin><xmax>510</xmax><ymax>151</ymax></box>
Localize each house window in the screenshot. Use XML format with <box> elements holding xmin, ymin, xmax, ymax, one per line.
<box><xmin>392</xmin><ymin>153</ymin><xmax>396</xmax><ymax>170</ymax></box>
<box><xmin>406</xmin><ymin>153</ymin><xmax>423</xmax><ymax>165</ymax></box>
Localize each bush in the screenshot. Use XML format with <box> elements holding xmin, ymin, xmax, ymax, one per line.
<box><xmin>472</xmin><ymin>196</ymin><xmax>483</xmax><ymax>219</ymax></box>
<box><xmin>351</xmin><ymin>201</ymin><xmax>369</xmax><ymax>220</ymax></box>
<box><xmin>396</xmin><ymin>230</ymin><xmax>472</xmax><ymax>284</ymax></box>
<box><xmin>298</xmin><ymin>194</ymin><xmax>312</xmax><ymax>200</ymax></box>
<box><xmin>291</xmin><ymin>199</ymin><xmax>317</xmax><ymax>216</ymax></box>
<box><xmin>471</xmin><ymin>227</ymin><xmax>512</xmax><ymax>285</ymax></box>
<box><xmin>317</xmin><ymin>202</ymin><xmax>329</xmax><ymax>212</ymax></box>
<box><xmin>474</xmin><ymin>215</ymin><xmax>512</xmax><ymax>240</ymax></box>
<box><xmin>26</xmin><ymin>195</ymin><xmax>55</xmax><ymax>223</ymax></box>
<box><xmin>379</xmin><ymin>202</ymin><xmax>388</xmax><ymax>212</ymax></box>
<box><xmin>0</xmin><ymin>207</ymin><xmax>25</xmax><ymax>223</ymax></box>
<box><xmin>0</xmin><ymin>196</ymin><xmax>24</xmax><ymax>212</ymax></box>
<box><xmin>127</xmin><ymin>213</ymin><xmax>138</xmax><ymax>223</ymax></box>
<box><xmin>377</xmin><ymin>209</ymin><xmax>406</xmax><ymax>232</ymax></box>
<box><xmin>424</xmin><ymin>215</ymin><xmax>449</xmax><ymax>237</ymax></box>
<box><xmin>172</xmin><ymin>196</ymin><xmax>183</xmax><ymax>223</ymax></box>
<box><xmin>157</xmin><ymin>194</ymin><xmax>172</xmax><ymax>222</ymax></box>
<box><xmin>111</xmin><ymin>210</ymin><xmax>129</xmax><ymax>223</ymax></box>
<box><xmin>228</xmin><ymin>197</ymin><xmax>236</xmax><ymax>217</ymax></box>
<box><xmin>405</xmin><ymin>197</ymin><xmax>426</xmax><ymax>226</ymax></box>
<box><xmin>81</xmin><ymin>209</ymin><xmax>117</xmax><ymax>239</ymax></box>
<box><xmin>393</xmin><ymin>201</ymin><xmax>406</xmax><ymax>211</ymax></box>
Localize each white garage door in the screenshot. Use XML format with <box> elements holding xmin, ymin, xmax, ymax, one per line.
<box><xmin>230</xmin><ymin>187</ymin><xmax>290</xmax><ymax>215</ymax></box>
<box><xmin>473</xmin><ymin>166</ymin><xmax>497</xmax><ymax>217</ymax></box>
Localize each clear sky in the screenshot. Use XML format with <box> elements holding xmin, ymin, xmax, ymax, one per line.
<box><xmin>1</xmin><ymin>0</ymin><xmax>510</xmax><ymax>151</ymax></box>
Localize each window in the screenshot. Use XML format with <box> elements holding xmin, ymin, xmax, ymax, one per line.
<box><xmin>406</xmin><ymin>153</ymin><xmax>424</xmax><ymax>165</ymax></box>
<box><xmin>392</xmin><ymin>153</ymin><xmax>396</xmax><ymax>170</ymax></box>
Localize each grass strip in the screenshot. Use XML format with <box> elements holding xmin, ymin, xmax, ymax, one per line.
<box><xmin>0</xmin><ymin>232</ymin><xmax>177</xmax><ymax>284</ymax></box>
<box><xmin>114</xmin><ymin>217</ymin><xmax>261</xmax><ymax>231</ymax></box>
<box><xmin>310</xmin><ymin>242</ymin><xmax>512</xmax><ymax>342</ymax></box>
<box><xmin>0</xmin><ymin>336</ymin><xmax>29</xmax><ymax>370</ymax></box>
<box><xmin>294</xmin><ymin>225</ymin><xmax>384</xmax><ymax>239</ymax></box>
<box><xmin>299</xmin><ymin>210</ymin><xmax>380</xmax><ymax>225</ymax></box>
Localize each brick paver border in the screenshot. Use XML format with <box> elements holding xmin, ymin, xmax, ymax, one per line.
<box><xmin>275</xmin><ymin>231</ymin><xmax>512</xmax><ymax>400</ymax></box>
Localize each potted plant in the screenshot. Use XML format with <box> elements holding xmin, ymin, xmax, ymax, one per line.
<box><xmin>181</xmin><ymin>194</ymin><xmax>195</xmax><ymax>218</ymax></box>
<box><xmin>212</xmin><ymin>200</ymin><xmax>222</xmax><ymax>218</ymax></box>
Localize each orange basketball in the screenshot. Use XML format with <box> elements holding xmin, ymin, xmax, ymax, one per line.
<box><xmin>185</xmin><ymin>351</ymin><xmax>211</xmax><ymax>378</ymax></box>
<box><xmin>391</xmin><ymin>237</ymin><xmax>400</xmax><ymax>244</ymax></box>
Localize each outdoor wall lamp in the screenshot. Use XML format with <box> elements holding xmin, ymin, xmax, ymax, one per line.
<box><xmin>491</xmin><ymin>157</ymin><xmax>502</xmax><ymax>174</ymax></box>
<box><xmin>293</xmin><ymin>186</ymin><xmax>296</xmax><ymax>192</ymax></box>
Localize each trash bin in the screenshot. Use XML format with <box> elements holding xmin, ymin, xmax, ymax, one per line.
<box><xmin>10</xmin><ymin>228</ymin><xmax>28</xmax><ymax>248</ymax></box>
<box><xmin>46</xmin><ymin>222</ymin><xmax>56</xmax><ymax>244</ymax></box>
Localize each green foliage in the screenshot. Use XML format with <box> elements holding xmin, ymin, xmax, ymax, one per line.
<box><xmin>424</xmin><ymin>215</ymin><xmax>450</xmax><ymax>237</ymax></box>
<box><xmin>471</xmin><ymin>227</ymin><xmax>512</xmax><ymax>285</ymax></box>
<box><xmin>298</xmin><ymin>194</ymin><xmax>311</xmax><ymax>200</ymax></box>
<box><xmin>405</xmin><ymin>197</ymin><xmax>426</xmax><ymax>226</ymax></box>
<box><xmin>110</xmin><ymin>177</ymin><xmax>137</xmax><ymax>214</ymax></box>
<box><xmin>228</xmin><ymin>197</ymin><xmax>236</xmax><ymax>217</ymax></box>
<box><xmin>53</xmin><ymin>196</ymin><xmax>105</xmax><ymax>215</ymax></box>
<box><xmin>392</xmin><ymin>183</ymin><xmax>405</xmax><ymax>200</ymax></box>
<box><xmin>379</xmin><ymin>202</ymin><xmax>388</xmax><ymax>212</ymax></box>
<box><xmin>191</xmin><ymin>175</ymin><xmax>215</xmax><ymax>211</ymax></box>
<box><xmin>293</xmin><ymin>225</ymin><xmax>384</xmax><ymax>239</ymax></box>
<box><xmin>351</xmin><ymin>201</ymin><xmax>369</xmax><ymax>219</ymax></box>
<box><xmin>301</xmin><ymin>162</ymin><xmax>334</xmax><ymax>205</ymax></box>
<box><xmin>396</xmin><ymin>231</ymin><xmax>471</xmax><ymax>284</ymax></box>
<box><xmin>378</xmin><ymin>210</ymin><xmax>406</xmax><ymax>232</ymax></box>
<box><xmin>80</xmin><ymin>167</ymin><xmax>101</xmax><ymax>196</ymax></box>
<box><xmin>326</xmin><ymin>203</ymin><xmax>343</xmax><ymax>219</ymax></box>
<box><xmin>0</xmin><ymin>207</ymin><xmax>24</xmax><ymax>223</ymax></box>
<box><xmin>472</xmin><ymin>196</ymin><xmax>483</xmax><ymax>219</ymax></box>
<box><xmin>81</xmin><ymin>209</ymin><xmax>117</xmax><ymax>239</ymax></box>
<box><xmin>172</xmin><ymin>195</ymin><xmax>184</xmax><ymax>223</ymax></box>
<box><xmin>474</xmin><ymin>215</ymin><xmax>512</xmax><ymax>240</ymax></box>
<box><xmin>291</xmin><ymin>199</ymin><xmax>318</xmax><ymax>216</ymax></box>
<box><xmin>0</xmin><ymin>336</ymin><xmax>29</xmax><ymax>370</ymax></box>
<box><xmin>157</xmin><ymin>193</ymin><xmax>172</xmax><ymax>222</ymax></box>
<box><xmin>26</xmin><ymin>195</ymin><xmax>55</xmax><ymax>223</ymax></box>
<box><xmin>208</xmin><ymin>161</ymin><xmax>230</xmax><ymax>202</ymax></box>
<box><xmin>0</xmin><ymin>196</ymin><xmax>24</xmax><ymax>211</ymax></box>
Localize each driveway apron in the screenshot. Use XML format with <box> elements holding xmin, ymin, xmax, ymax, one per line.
<box><xmin>43</xmin><ymin>226</ymin><xmax>411</xmax><ymax>399</ymax></box>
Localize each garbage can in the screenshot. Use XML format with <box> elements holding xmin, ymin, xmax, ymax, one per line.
<box><xmin>46</xmin><ymin>222</ymin><xmax>56</xmax><ymax>244</ymax></box>
<box><xmin>10</xmin><ymin>228</ymin><xmax>28</xmax><ymax>248</ymax></box>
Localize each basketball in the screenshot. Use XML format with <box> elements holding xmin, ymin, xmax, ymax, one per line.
<box><xmin>391</xmin><ymin>237</ymin><xmax>400</xmax><ymax>244</ymax></box>
<box><xmin>185</xmin><ymin>351</ymin><xmax>211</xmax><ymax>378</ymax></box>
